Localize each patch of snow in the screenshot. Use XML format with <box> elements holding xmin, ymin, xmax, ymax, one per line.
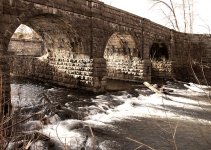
<box><xmin>38</xmin><ymin>53</ymin><xmax>49</xmax><ymax>61</ymax></box>
<box><xmin>47</xmin><ymin>88</ymin><xmax>58</xmax><ymax>92</ymax></box>
<box><xmin>184</xmin><ymin>82</ymin><xmax>211</xmax><ymax>94</ymax></box>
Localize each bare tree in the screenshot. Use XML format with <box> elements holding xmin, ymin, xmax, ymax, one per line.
<box><xmin>149</xmin><ymin>1</ymin><xmax>211</xmax><ymax>149</ymax></box>
<box><xmin>150</xmin><ymin>0</ymin><xmax>194</xmax><ymax>33</ymax></box>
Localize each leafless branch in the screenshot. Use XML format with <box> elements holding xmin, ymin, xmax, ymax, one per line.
<box><xmin>151</xmin><ymin>0</ymin><xmax>180</xmax><ymax>31</ymax></box>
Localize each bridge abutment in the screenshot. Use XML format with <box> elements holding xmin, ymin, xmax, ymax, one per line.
<box><xmin>92</xmin><ymin>58</ymin><xmax>107</xmax><ymax>92</ymax></box>
<box><xmin>0</xmin><ymin>0</ymin><xmax>210</xmax><ymax>131</ymax></box>
<box><xmin>0</xmin><ymin>20</ymin><xmax>12</xmax><ymax>117</ymax></box>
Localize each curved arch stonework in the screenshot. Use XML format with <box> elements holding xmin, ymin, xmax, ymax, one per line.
<box><xmin>104</xmin><ymin>32</ymin><xmax>138</xmax><ymax>60</ymax></box>
<box><xmin>150</xmin><ymin>42</ymin><xmax>169</xmax><ymax>60</ymax></box>
<box><xmin>104</xmin><ymin>32</ymin><xmax>146</xmax><ymax>84</ymax></box>
<box><xmin>149</xmin><ymin>41</ymin><xmax>172</xmax><ymax>80</ymax></box>
<box><xmin>8</xmin><ymin>24</ymin><xmax>44</xmax><ymax>56</ymax></box>
<box><xmin>23</xmin><ymin>15</ymin><xmax>87</xmax><ymax>59</ymax></box>
<box><xmin>0</xmin><ymin>0</ymin><xmax>210</xmax><ymax>102</ymax></box>
<box><xmin>7</xmin><ymin>14</ymin><xmax>95</xmax><ymax>94</ymax></box>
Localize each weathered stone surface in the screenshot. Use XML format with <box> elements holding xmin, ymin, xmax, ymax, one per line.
<box><xmin>9</xmin><ymin>56</ymin><xmax>94</xmax><ymax>89</ymax></box>
<box><xmin>0</xmin><ymin>0</ymin><xmax>210</xmax><ymax>100</ymax></box>
<box><xmin>8</xmin><ymin>38</ymin><xmax>43</xmax><ymax>56</ymax></box>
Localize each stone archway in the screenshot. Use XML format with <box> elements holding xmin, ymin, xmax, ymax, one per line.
<box><xmin>0</xmin><ymin>13</ymin><xmax>95</xmax><ymax>123</ymax></box>
<box><xmin>8</xmin><ymin>24</ymin><xmax>44</xmax><ymax>56</ymax></box>
<box><xmin>103</xmin><ymin>32</ymin><xmax>144</xmax><ymax>90</ymax></box>
<box><xmin>149</xmin><ymin>41</ymin><xmax>172</xmax><ymax>80</ymax></box>
<box><xmin>104</xmin><ymin>32</ymin><xmax>138</xmax><ymax>60</ymax></box>
<box><xmin>23</xmin><ymin>15</ymin><xmax>86</xmax><ymax>59</ymax></box>
<box><xmin>150</xmin><ymin>42</ymin><xmax>169</xmax><ymax>61</ymax></box>
<box><xmin>5</xmin><ymin>14</ymin><xmax>94</xmax><ymax>101</ymax></box>
<box><xmin>8</xmin><ymin>24</ymin><xmax>44</xmax><ymax>78</ymax></box>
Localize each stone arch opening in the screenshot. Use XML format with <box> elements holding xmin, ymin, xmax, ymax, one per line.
<box><xmin>104</xmin><ymin>32</ymin><xmax>137</xmax><ymax>60</ymax></box>
<box><xmin>22</xmin><ymin>15</ymin><xmax>86</xmax><ymax>59</ymax></box>
<box><xmin>8</xmin><ymin>24</ymin><xmax>44</xmax><ymax>56</ymax></box>
<box><xmin>150</xmin><ymin>42</ymin><xmax>172</xmax><ymax>80</ymax></box>
<box><xmin>103</xmin><ymin>32</ymin><xmax>144</xmax><ymax>90</ymax></box>
<box><xmin>8</xmin><ymin>15</ymin><xmax>93</xmax><ymax>90</ymax></box>
<box><xmin>150</xmin><ymin>42</ymin><xmax>169</xmax><ymax>61</ymax></box>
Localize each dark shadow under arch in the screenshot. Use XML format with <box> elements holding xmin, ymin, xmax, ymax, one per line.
<box><xmin>5</xmin><ymin>14</ymin><xmax>88</xmax><ymax>59</ymax></box>
<box><xmin>150</xmin><ymin>42</ymin><xmax>169</xmax><ymax>61</ymax></box>
<box><xmin>7</xmin><ymin>14</ymin><xmax>94</xmax><ymax>92</ymax></box>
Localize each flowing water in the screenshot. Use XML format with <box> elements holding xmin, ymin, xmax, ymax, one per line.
<box><xmin>9</xmin><ymin>77</ymin><xmax>211</xmax><ymax>150</ymax></box>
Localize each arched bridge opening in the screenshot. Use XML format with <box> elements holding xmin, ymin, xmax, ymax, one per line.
<box><xmin>103</xmin><ymin>32</ymin><xmax>146</xmax><ymax>90</ymax></box>
<box><xmin>150</xmin><ymin>43</ymin><xmax>169</xmax><ymax>61</ymax></box>
<box><xmin>8</xmin><ymin>24</ymin><xmax>45</xmax><ymax>79</ymax></box>
<box><xmin>7</xmin><ymin>15</ymin><xmax>94</xmax><ymax>91</ymax></box>
<box><xmin>150</xmin><ymin>42</ymin><xmax>172</xmax><ymax>81</ymax></box>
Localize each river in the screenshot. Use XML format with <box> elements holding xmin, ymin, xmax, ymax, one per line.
<box><xmin>8</xmin><ymin>77</ymin><xmax>211</xmax><ymax>150</ymax></box>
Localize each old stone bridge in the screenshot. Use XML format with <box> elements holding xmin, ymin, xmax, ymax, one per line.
<box><xmin>0</xmin><ymin>0</ymin><xmax>211</xmax><ymax>115</ymax></box>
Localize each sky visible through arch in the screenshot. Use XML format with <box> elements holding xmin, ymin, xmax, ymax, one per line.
<box><xmin>100</xmin><ymin>0</ymin><xmax>211</xmax><ymax>34</ymax></box>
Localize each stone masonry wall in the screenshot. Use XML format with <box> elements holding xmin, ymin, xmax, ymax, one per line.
<box><xmin>142</xmin><ymin>19</ymin><xmax>172</xmax><ymax>59</ymax></box>
<box><xmin>169</xmin><ymin>32</ymin><xmax>211</xmax><ymax>84</ymax></box>
<box><xmin>106</xmin><ymin>59</ymin><xmax>151</xmax><ymax>82</ymax></box>
<box><xmin>8</xmin><ymin>56</ymin><xmax>94</xmax><ymax>90</ymax></box>
<box><xmin>1</xmin><ymin>0</ymin><xmax>211</xmax><ymax>95</ymax></box>
<box><xmin>151</xmin><ymin>61</ymin><xmax>173</xmax><ymax>79</ymax></box>
<box><xmin>8</xmin><ymin>38</ymin><xmax>43</xmax><ymax>56</ymax></box>
<box><xmin>142</xmin><ymin>19</ymin><xmax>173</xmax><ymax>80</ymax></box>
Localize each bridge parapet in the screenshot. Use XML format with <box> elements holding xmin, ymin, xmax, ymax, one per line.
<box><xmin>3</xmin><ymin>0</ymin><xmax>92</xmax><ymax>16</ymax></box>
<box><xmin>90</xmin><ymin>0</ymin><xmax>143</xmax><ymax>28</ymax></box>
<box><xmin>0</xmin><ymin>0</ymin><xmax>211</xmax><ymax>92</ymax></box>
